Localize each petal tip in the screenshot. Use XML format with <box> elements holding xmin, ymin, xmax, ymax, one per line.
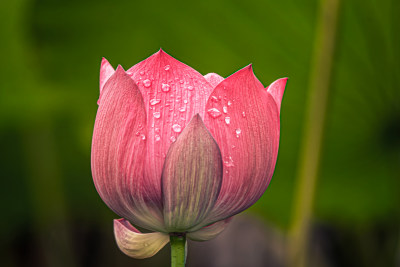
<box><xmin>116</xmin><ymin>64</ymin><xmax>126</xmax><ymax>72</ymax></box>
<box><xmin>267</xmin><ymin>78</ymin><xmax>288</xmax><ymax>112</ymax></box>
<box><xmin>240</xmin><ymin>64</ymin><xmax>253</xmax><ymax>74</ymax></box>
<box><xmin>193</xmin><ymin>113</ymin><xmax>202</xmax><ymax>122</ymax></box>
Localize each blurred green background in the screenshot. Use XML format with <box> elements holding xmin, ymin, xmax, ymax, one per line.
<box><xmin>0</xmin><ymin>0</ymin><xmax>399</xmax><ymax>266</ymax></box>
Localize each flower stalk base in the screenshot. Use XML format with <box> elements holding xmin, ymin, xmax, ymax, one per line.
<box><xmin>170</xmin><ymin>234</ymin><xmax>186</xmax><ymax>267</ymax></box>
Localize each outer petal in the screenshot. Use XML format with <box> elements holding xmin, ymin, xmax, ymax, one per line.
<box><xmin>267</xmin><ymin>78</ymin><xmax>288</xmax><ymax>113</ymax></box>
<box><xmin>203</xmin><ymin>66</ymin><xmax>283</xmax><ymax>223</ymax></box>
<box><xmin>162</xmin><ymin>115</ymin><xmax>223</xmax><ymax>232</ymax></box>
<box><xmin>204</xmin><ymin>73</ymin><xmax>224</xmax><ymax>88</ymax></box>
<box><xmin>114</xmin><ymin>219</ymin><xmax>169</xmax><ymax>259</ymax></box>
<box><xmin>187</xmin><ymin>218</ymin><xmax>232</xmax><ymax>241</ymax></box>
<box><xmin>92</xmin><ymin>66</ymin><xmax>164</xmax><ymax>231</ymax></box>
<box><xmin>126</xmin><ymin>50</ymin><xmax>215</xmax><ymax>206</ymax></box>
<box><xmin>99</xmin><ymin>57</ymin><xmax>115</xmax><ymax>94</ymax></box>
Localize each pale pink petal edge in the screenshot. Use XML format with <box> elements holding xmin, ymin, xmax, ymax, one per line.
<box><xmin>114</xmin><ymin>219</ymin><xmax>169</xmax><ymax>259</ymax></box>
<box><xmin>187</xmin><ymin>218</ymin><xmax>232</xmax><ymax>241</ymax></box>
<box><xmin>267</xmin><ymin>78</ymin><xmax>288</xmax><ymax>113</ymax></box>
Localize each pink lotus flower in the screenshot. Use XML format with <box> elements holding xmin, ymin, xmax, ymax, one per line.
<box><xmin>91</xmin><ymin>49</ymin><xmax>287</xmax><ymax>259</ymax></box>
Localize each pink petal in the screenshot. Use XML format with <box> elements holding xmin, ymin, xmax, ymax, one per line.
<box><xmin>92</xmin><ymin>66</ymin><xmax>165</xmax><ymax>231</ymax></box>
<box><xmin>187</xmin><ymin>218</ymin><xmax>232</xmax><ymax>241</ymax></box>
<box><xmin>114</xmin><ymin>219</ymin><xmax>169</xmax><ymax>259</ymax></box>
<box><xmin>267</xmin><ymin>78</ymin><xmax>288</xmax><ymax>113</ymax></box>
<box><xmin>162</xmin><ymin>115</ymin><xmax>223</xmax><ymax>232</ymax></box>
<box><xmin>126</xmin><ymin>49</ymin><xmax>215</xmax><ymax>202</ymax></box>
<box><xmin>203</xmin><ymin>65</ymin><xmax>283</xmax><ymax>223</ymax></box>
<box><xmin>99</xmin><ymin>57</ymin><xmax>115</xmax><ymax>94</ymax></box>
<box><xmin>204</xmin><ymin>73</ymin><xmax>224</xmax><ymax>88</ymax></box>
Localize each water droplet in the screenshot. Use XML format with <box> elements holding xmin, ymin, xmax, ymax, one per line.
<box><xmin>179</xmin><ymin>80</ymin><xmax>184</xmax><ymax>84</ymax></box>
<box><xmin>170</xmin><ymin>136</ymin><xmax>176</xmax><ymax>142</ymax></box>
<box><xmin>225</xmin><ymin>117</ymin><xmax>231</xmax><ymax>124</ymax></box>
<box><xmin>224</xmin><ymin>156</ymin><xmax>235</xmax><ymax>167</ymax></box>
<box><xmin>223</xmin><ymin>106</ymin><xmax>228</xmax><ymax>113</ymax></box>
<box><xmin>150</xmin><ymin>99</ymin><xmax>161</xmax><ymax>105</ymax></box>
<box><xmin>164</xmin><ymin>65</ymin><xmax>170</xmax><ymax>71</ymax></box>
<box><xmin>183</xmin><ymin>99</ymin><xmax>188</xmax><ymax>104</ymax></box>
<box><xmin>235</xmin><ymin>128</ymin><xmax>241</xmax><ymax>137</ymax></box>
<box><xmin>153</xmin><ymin>112</ymin><xmax>161</xmax><ymax>118</ymax></box>
<box><xmin>162</xmin><ymin>83</ymin><xmax>170</xmax><ymax>92</ymax></box>
<box><xmin>211</xmin><ymin>96</ymin><xmax>219</xmax><ymax>102</ymax></box>
<box><xmin>135</xmin><ymin>131</ymin><xmax>140</xmax><ymax>136</ymax></box>
<box><xmin>140</xmin><ymin>134</ymin><xmax>146</xmax><ymax>140</ymax></box>
<box><xmin>155</xmin><ymin>128</ymin><xmax>160</xmax><ymax>133</ymax></box>
<box><xmin>232</xmin><ymin>145</ymin><xmax>236</xmax><ymax>149</ymax></box>
<box><xmin>187</xmin><ymin>85</ymin><xmax>193</xmax><ymax>91</ymax></box>
<box><xmin>242</xmin><ymin>111</ymin><xmax>246</xmax><ymax>118</ymax></box>
<box><xmin>143</xmin><ymin>79</ymin><xmax>151</xmax><ymax>88</ymax></box>
<box><xmin>179</xmin><ymin>107</ymin><xmax>186</xmax><ymax>112</ymax></box>
<box><xmin>155</xmin><ymin>135</ymin><xmax>161</xmax><ymax>142</ymax></box>
<box><xmin>207</xmin><ymin>108</ymin><xmax>222</xmax><ymax>118</ymax></box>
<box><xmin>227</xmin><ymin>101</ymin><xmax>232</xmax><ymax>106</ymax></box>
<box><xmin>139</xmin><ymin>70</ymin><xmax>145</xmax><ymax>75</ymax></box>
<box><xmin>172</xmin><ymin>124</ymin><xmax>182</xmax><ymax>133</ymax></box>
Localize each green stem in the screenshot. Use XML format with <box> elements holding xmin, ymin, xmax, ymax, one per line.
<box><xmin>170</xmin><ymin>234</ymin><xmax>186</xmax><ymax>267</ymax></box>
<box><xmin>288</xmin><ymin>0</ymin><xmax>340</xmax><ymax>266</ymax></box>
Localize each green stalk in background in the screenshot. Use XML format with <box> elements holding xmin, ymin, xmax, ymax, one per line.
<box><xmin>289</xmin><ymin>0</ymin><xmax>341</xmax><ymax>266</ymax></box>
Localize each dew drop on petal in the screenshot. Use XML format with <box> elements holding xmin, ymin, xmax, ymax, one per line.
<box><xmin>224</xmin><ymin>156</ymin><xmax>235</xmax><ymax>167</ymax></box>
<box><xmin>143</xmin><ymin>79</ymin><xmax>151</xmax><ymax>88</ymax></box>
<box><xmin>183</xmin><ymin>99</ymin><xmax>188</xmax><ymax>104</ymax></box>
<box><xmin>139</xmin><ymin>71</ymin><xmax>145</xmax><ymax>75</ymax></box>
<box><xmin>150</xmin><ymin>99</ymin><xmax>161</xmax><ymax>105</ymax></box>
<box><xmin>162</xmin><ymin>83</ymin><xmax>170</xmax><ymax>92</ymax></box>
<box><xmin>211</xmin><ymin>96</ymin><xmax>219</xmax><ymax>102</ymax></box>
<box><xmin>225</xmin><ymin>116</ymin><xmax>231</xmax><ymax>125</ymax></box>
<box><xmin>223</xmin><ymin>106</ymin><xmax>228</xmax><ymax>114</ymax></box>
<box><xmin>155</xmin><ymin>135</ymin><xmax>161</xmax><ymax>142</ymax></box>
<box><xmin>164</xmin><ymin>65</ymin><xmax>170</xmax><ymax>71</ymax></box>
<box><xmin>140</xmin><ymin>134</ymin><xmax>146</xmax><ymax>140</ymax></box>
<box><xmin>227</xmin><ymin>101</ymin><xmax>232</xmax><ymax>106</ymax></box>
<box><xmin>242</xmin><ymin>111</ymin><xmax>246</xmax><ymax>118</ymax></box>
<box><xmin>170</xmin><ymin>136</ymin><xmax>177</xmax><ymax>143</ymax></box>
<box><xmin>172</xmin><ymin>124</ymin><xmax>182</xmax><ymax>133</ymax></box>
<box><xmin>187</xmin><ymin>85</ymin><xmax>194</xmax><ymax>91</ymax></box>
<box><xmin>179</xmin><ymin>107</ymin><xmax>186</xmax><ymax>112</ymax></box>
<box><xmin>235</xmin><ymin>128</ymin><xmax>241</xmax><ymax>138</ymax></box>
<box><xmin>135</xmin><ymin>131</ymin><xmax>140</xmax><ymax>136</ymax></box>
<box><xmin>153</xmin><ymin>112</ymin><xmax>161</xmax><ymax>118</ymax></box>
<box><xmin>207</xmin><ymin>108</ymin><xmax>222</xmax><ymax>118</ymax></box>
